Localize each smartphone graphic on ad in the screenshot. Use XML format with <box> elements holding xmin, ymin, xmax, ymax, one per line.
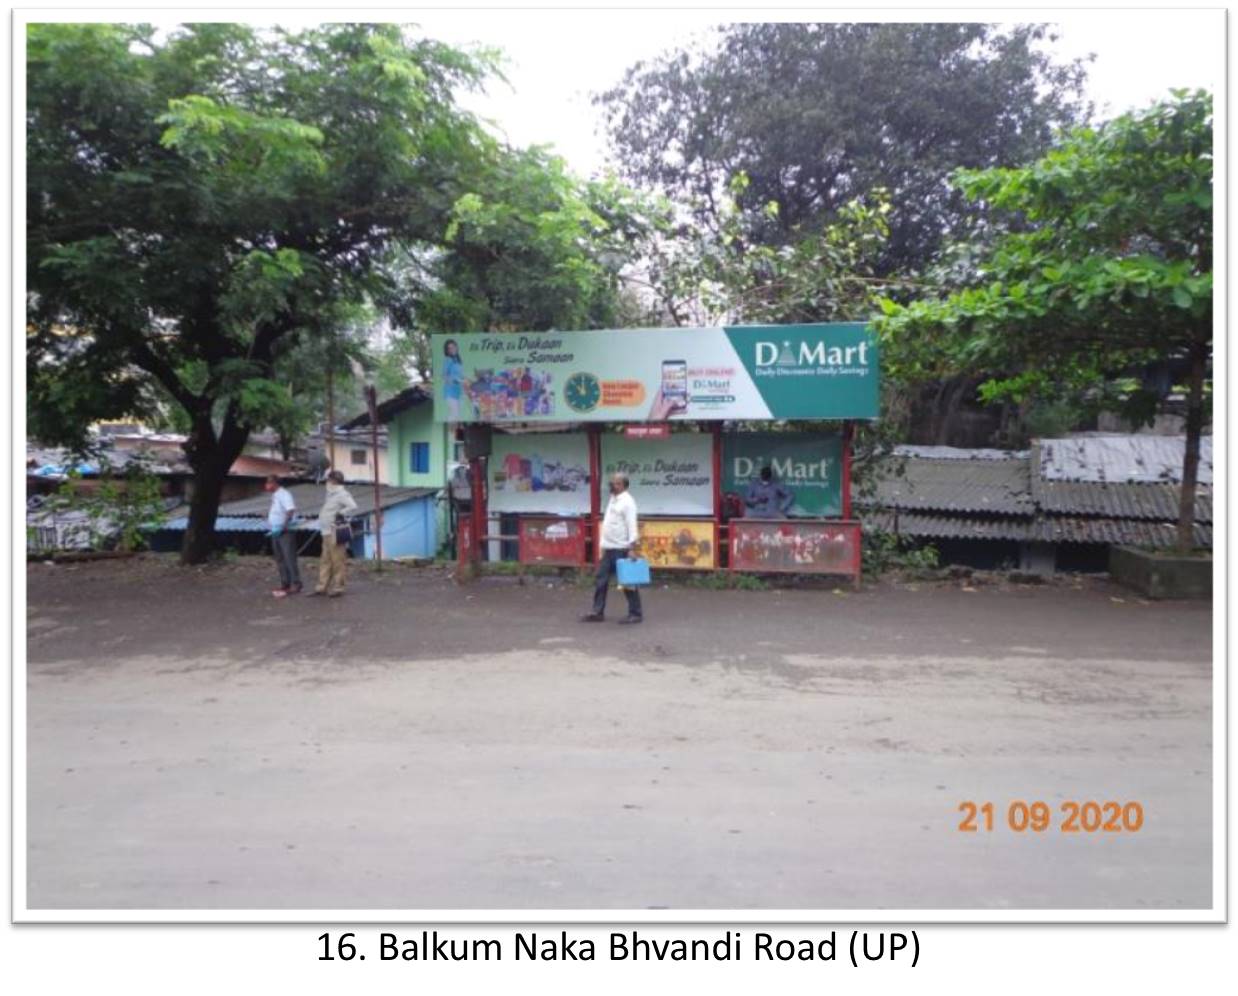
<box><xmin>661</xmin><ymin>359</ymin><xmax>688</xmax><ymax>410</ymax></box>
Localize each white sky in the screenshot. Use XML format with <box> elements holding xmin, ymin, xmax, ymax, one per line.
<box><xmin>413</xmin><ymin>8</ymin><xmax>1224</xmax><ymax>178</ymax></box>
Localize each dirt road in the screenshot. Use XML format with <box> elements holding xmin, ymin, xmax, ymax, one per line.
<box><xmin>24</xmin><ymin>557</ymin><xmax>1213</xmax><ymax>911</ymax></box>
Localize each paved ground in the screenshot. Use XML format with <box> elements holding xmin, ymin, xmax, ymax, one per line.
<box><xmin>25</xmin><ymin>556</ymin><xmax>1213</xmax><ymax>911</ymax></box>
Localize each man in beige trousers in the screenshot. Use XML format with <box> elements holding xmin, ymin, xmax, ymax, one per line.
<box><xmin>309</xmin><ymin>470</ymin><xmax>358</xmax><ymax>598</ymax></box>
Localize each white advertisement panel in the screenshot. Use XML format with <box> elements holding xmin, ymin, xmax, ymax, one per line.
<box><xmin>600</xmin><ymin>432</ymin><xmax>714</xmax><ymax>516</ymax></box>
<box><xmin>487</xmin><ymin>433</ymin><xmax>591</xmax><ymax>514</ymax></box>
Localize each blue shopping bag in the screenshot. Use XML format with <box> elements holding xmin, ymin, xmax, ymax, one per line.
<box><xmin>616</xmin><ymin>557</ymin><xmax>651</xmax><ymax>587</ymax></box>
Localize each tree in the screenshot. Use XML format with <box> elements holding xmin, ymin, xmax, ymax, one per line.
<box><xmin>27</xmin><ymin>23</ymin><xmax>493</xmax><ymax>563</ymax></box>
<box><xmin>597</xmin><ymin>22</ymin><xmax>1091</xmax><ymax>276</ymax></box>
<box><xmin>878</xmin><ymin>90</ymin><xmax>1212</xmax><ymax>550</ymax></box>
<box><xmin>407</xmin><ymin>146</ymin><xmax>662</xmax><ymax>335</ymax></box>
<box><xmin>628</xmin><ymin>172</ymin><xmax>899</xmax><ymax>327</ymax></box>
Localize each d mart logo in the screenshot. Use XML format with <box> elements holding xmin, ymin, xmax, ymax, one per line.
<box><xmin>754</xmin><ymin>339</ymin><xmax>872</xmax><ymax>369</ymax></box>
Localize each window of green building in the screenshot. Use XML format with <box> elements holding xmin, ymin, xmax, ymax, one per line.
<box><xmin>409</xmin><ymin>441</ymin><xmax>430</xmax><ymax>474</ymax></box>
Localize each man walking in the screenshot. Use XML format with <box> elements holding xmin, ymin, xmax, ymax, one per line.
<box><xmin>310</xmin><ymin>470</ymin><xmax>358</xmax><ymax>598</ymax></box>
<box><xmin>744</xmin><ymin>465</ymin><xmax>795</xmax><ymax>518</ymax></box>
<box><xmin>265</xmin><ymin>475</ymin><xmax>301</xmax><ymax>598</ymax></box>
<box><xmin>582</xmin><ymin>472</ymin><xmax>643</xmax><ymax>624</ymax></box>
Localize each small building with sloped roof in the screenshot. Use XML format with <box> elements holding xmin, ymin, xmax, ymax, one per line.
<box><xmin>857</xmin><ymin>435</ymin><xmax>1212</xmax><ymax>574</ymax></box>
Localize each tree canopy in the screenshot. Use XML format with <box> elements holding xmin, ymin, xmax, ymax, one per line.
<box><xmin>879</xmin><ymin>89</ymin><xmax>1213</xmax><ymax>547</ymax></box>
<box><xmin>597</xmin><ymin>22</ymin><xmax>1091</xmax><ymax>276</ymax></box>
<box><xmin>27</xmin><ymin>22</ymin><xmax>649</xmax><ymax>561</ymax></box>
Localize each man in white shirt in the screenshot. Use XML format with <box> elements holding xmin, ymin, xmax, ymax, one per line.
<box><xmin>264</xmin><ymin>475</ymin><xmax>301</xmax><ymax>598</ymax></box>
<box><xmin>582</xmin><ymin>473</ymin><xmax>643</xmax><ymax>624</ymax></box>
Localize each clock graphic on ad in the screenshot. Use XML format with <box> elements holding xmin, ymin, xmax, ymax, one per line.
<box><xmin>564</xmin><ymin>371</ymin><xmax>602</xmax><ymax>413</ymax></box>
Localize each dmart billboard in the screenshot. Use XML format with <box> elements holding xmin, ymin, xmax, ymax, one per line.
<box><xmin>431</xmin><ymin>323</ymin><xmax>878</xmax><ymax>423</ymax></box>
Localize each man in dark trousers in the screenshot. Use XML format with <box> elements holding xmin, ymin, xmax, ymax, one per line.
<box><xmin>581</xmin><ymin>472</ymin><xmax>642</xmax><ymax>624</ymax></box>
<box><xmin>264</xmin><ymin>475</ymin><xmax>301</xmax><ymax>598</ymax></box>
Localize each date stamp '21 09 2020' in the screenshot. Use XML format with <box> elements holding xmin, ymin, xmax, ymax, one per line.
<box><xmin>958</xmin><ymin>800</ymin><xmax>1145</xmax><ymax>834</ymax></box>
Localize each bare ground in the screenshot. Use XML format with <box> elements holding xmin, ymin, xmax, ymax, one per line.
<box><xmin>24</xmin><ymin>555</ymin><xmax>1213</xmax><ymax>912</ymax></box>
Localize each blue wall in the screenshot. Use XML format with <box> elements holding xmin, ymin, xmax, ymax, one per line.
<box><xmin>360</xmin><ymin>495</ymin><xmax>436</xmax><ymax>559</ymax></box>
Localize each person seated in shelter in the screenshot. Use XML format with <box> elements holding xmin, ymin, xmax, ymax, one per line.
<box><xmin>744</xmin><ymin>465</ymin><xmax>795</xmax><ymax>518</ymax></box>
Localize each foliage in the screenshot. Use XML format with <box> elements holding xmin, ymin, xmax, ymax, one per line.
<box><xmin>46</xmin><ymin>462</ymin><xmax>167</xmax><ymax>552</ymax></box>
<box><xmin>684</xmin><ymin>571</ymin><xmax>770</xmax><ymax>591</ymax></box>
<box><xmin>598</xmin><ymin>23</ymin><xmax>1090</xmax><ymax>277</ymax></box>
<box><xmin>862</xmin><ymin>531</ymin><xmax>940</xmax><ymax>579</ymax></box>
<box><xmin>403</xmin><ymin>147</ymin><xmax>663</xmax><ymax>335</ymax></box>
<box><xmin>878</xmin><ymin>90</ymin><xmax>1211</xmax><ymax>400</ymax></box>
<box><xmin>629</xmin><ymin>171</ymin><xmax>901</xmax><ymax>326</ymax></box>
<box><xmin>26</xmin><ymin>22</ymin><xmax>495</xmax><ymax>560</ymax></box>
<box><xmin>878</xmin><ymin>89</ymin><xmax>1212</xmax><ymax>546</ymax></box>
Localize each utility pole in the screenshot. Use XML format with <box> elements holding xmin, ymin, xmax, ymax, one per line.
<box><xmin>365</xmin><ymin>384</ymin><xmax>384</xmax><ymax>571</ymax></box>
<box><xmin>325</xmin><ymin>369</ymin><xmax>336</xmax><ymax>474</ymax></box>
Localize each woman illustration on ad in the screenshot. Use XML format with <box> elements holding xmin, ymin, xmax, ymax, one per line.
<box><xmin>442</xmin><ymin>338</ymin><xmax>464</xmax><ymax>421</ymax></box>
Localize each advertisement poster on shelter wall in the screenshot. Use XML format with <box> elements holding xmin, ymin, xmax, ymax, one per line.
<box><xmin>730</xmin><ymin>519</ymin><xmax>860</xmax><ymax>574</ymax></box>
<box><xmin>488</xmin><ymin>433</ymin><xmax>591</xmax><ymax>514</ymax></box>
<box><xmin>432</xmin><ymin>323</ymin><xmax>878</xmax><ymax>423</ymax></box>
<box><xmin>597</xmin><ymin>518</ymin><xmax>717</xmax><ymax>570</ymax></box>
<box><xmin>601</xmin><ymin>432</ymin><xmax>713</xmax><ymax>515</ymax></box>
<box><xmin>723</xmin><ymin>432</ymin><xmax>844</xmax><ymax>517</ymax></box>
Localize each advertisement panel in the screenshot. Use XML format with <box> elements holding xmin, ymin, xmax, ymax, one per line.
<box><xmin>601</xmin><ymin>432</ymin><xmax>713</xmax><ymax>516</ymax></box>
<box><xmin>432</xmin><ymin>323</ymin><xmax>877</xmax><ymax>423</ymax></box>
<box><xmin>487</xmin><ymin>433</ymin><xmax>591</xmax><ymax>514</ymax></box>
<box><xmin>730</xmin><ymin>519</ymin><xmax>861</xmax><ymax>580</ymax></box>
<box><xmin>722</xmin><ymin>432</ymin><xmax>844</xmax><ymax>517</ymax></box>
<box><xmin>518</xmin><ymin>517</ymin><xmax>588</xmax><ymax>566</ymax></box>
<box><xmin>597</xmin><ymin>518</ymin><xmax>717</xmax><ymax>570</ymax></box>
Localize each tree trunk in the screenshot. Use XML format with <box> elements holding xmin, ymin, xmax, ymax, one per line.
<box><xmin>1175</xmin><ymin>340</ymin><xmax>1208</xmax><ymax>552</ymax></box>
<box><xmin>180</xmin><ymin>411</ymin><xmax>251</xmax><ymax>564</ymax></box>
<box><xmin>180</xmin><ymin>461</ymin><xmax>230</xmax><ymax>564</ymax></box>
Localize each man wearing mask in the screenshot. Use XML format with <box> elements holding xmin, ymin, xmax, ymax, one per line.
<box><xmin>745</xmin><ymin>465</ymin><xmax>795</xmax><ymax>518</ymax></box>
<box><xmin>582</xmin><ymin>473</ymin><xmax>643</xmax><ymax>624</ymax></box>
<box><xmin>310</xmin><ymin>470</ymin><xmax>358</xmax><ymax>598</ymax></box>
<box><xmin>264</xmin><ymin>475</ymin><xmax>301</xmax><ymax>598</ymax></box>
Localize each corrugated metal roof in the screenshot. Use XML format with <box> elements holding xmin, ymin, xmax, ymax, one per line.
<box><xmin>864</xmin><ymin>511</ymin><xmax>1212</xmax><ymax>548</ymax></box>
<box><xmin>159</xmin><ymin>516</ymin><xmax>304</xmax><ymax>533</ymax></box>
<box><xmin>864</xmin><ymin>511</ymin><xmax>1032</xmax><ymax>541</ymax></box>
<box><xmin>1039</xmin><ymin>435</ymin><xmax>1213</xmax><ymax>483</ymax></box>
<box><xmin>1034</xmin><ymin>516</ymin><xmax>1212</xmax><ymax>548</ymax></box>
<box><xmin>341</xmin><ymin>386</ymin><xmax>432</xmax><ymax>428</ymax></box>
<box><xmin>861</xmin><ymin>456</ymin><xmax>1033</xmax><ymax>515</ymax></box>
<box><xmin>216</xmin><ymin>483</ymin><xmax>438</xmax><ymax>519</ymax></box>
<box><xmin>892</xmin><ymin>444</ymin><xmax>1029</xmax><ymax>461</ymax></box>
<box><xmin>1038</xmin><ymin>481</ymin><xmax>1212</xmax><ymax>523</ymax></box>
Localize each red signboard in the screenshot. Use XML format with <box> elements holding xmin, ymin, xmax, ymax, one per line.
<box><xmin>519</xmin><ymin>516</ymin><xmax>588</xmax><ymax>566</ymax></box>
<box><xmin>624</xmin><ymin>424</ymin><xmax>670</xmax><ymax>439</ymax></box>
<box><xmin>729</xmin><ymin>519</ymin><xmax>862</xmax><ymax>587</ymax></box>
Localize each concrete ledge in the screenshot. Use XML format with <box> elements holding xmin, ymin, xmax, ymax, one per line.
<box><xmin>1109</xmin><ymin>545</ymin><xmax>1212</xmax><ymax>600</ymax></box>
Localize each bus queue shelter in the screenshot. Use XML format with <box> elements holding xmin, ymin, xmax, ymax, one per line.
<box><xmin>434</xmin><ymin>323</ymin><xmax>879</xmax><ymax>587</ymax></box>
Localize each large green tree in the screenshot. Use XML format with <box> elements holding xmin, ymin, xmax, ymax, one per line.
<box><xmin>879</xmin><ymin>90</ymin><xmax>1212</xmax><ymax>550</ymax></box>
<box><xmin>597</xmin><ymin>22</ymin><xmax>1090</xmax><ymax>276</ymax></box>
<box><xmin>27</xmin><ymin>23</ymin><xmax>493</xmax><ymax>562</ymax></box>
<box><xmin>410</xmin><ymin>147</ymin><xmax>663</xmax><ymax>335</ymax></box>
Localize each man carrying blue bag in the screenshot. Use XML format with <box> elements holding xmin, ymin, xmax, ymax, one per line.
<box><xmin>582</xmin><ymin>472</ymin><xmax>644</xmax><ymax>625</ymax></box>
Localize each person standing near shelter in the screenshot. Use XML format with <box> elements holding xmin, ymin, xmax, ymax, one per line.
<box><xmin>745</xmin><ymin>465</ymin><xmax>795</xmax><ymax>517</ymax></box>
<box><xmin>265</xmin><ymin>475</ymin><xmax>301</xmax><ymax>598</ymax></box>
<box><xmin>310</xmin><ymin>470</ymin><xmax>358</xmax><ymax>598</ymax></box>
<box><xmin>582</xmin><ymin>473</ymin><xmax>643</xmax><ymax>624</ymax></box>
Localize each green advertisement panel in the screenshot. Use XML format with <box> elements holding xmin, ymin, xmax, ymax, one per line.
<box><xmin>432</xmin><ymin>323</ymin><xmax>877</xmax><ymax>423</ymax></box>
<box><xmin>722</xmin><ymin>432</ymin><xmax>844</xmax><ymax>517</ymax></box>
